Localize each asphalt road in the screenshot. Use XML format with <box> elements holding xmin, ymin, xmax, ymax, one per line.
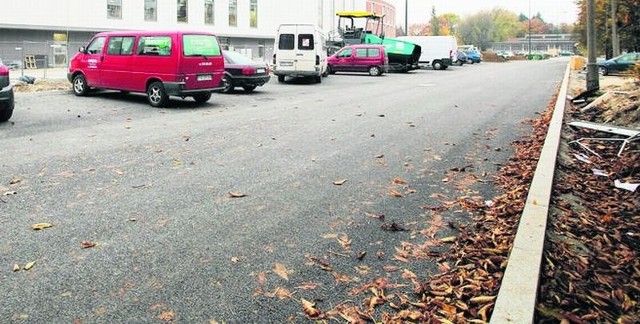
<box><xmin>1</xmin><ymin>58</ymin><xmax>568</xmax><ymax>322</ymax></box>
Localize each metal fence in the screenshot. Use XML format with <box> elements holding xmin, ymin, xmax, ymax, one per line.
<box><xmin>0</xmin><ymin>41</ymin><xmax>85</xmax><ymax>70</ymax></box>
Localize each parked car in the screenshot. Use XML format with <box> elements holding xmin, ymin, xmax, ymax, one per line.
<box><xmin>327</xmin><ymin>44</ymin><xmax>388</xmax><ymax>76</ymax></box>
<box><xmin>496</xmin><ymin>50</ymin><xmax>514</xmax><ymax>59</ymax></box>
<box><xmin>220</xmin><ymin>51</ymin><xmax>270</xmax><ymax>93</ymax></box>
<box><xmin>68</xmin><ymin>30</ymin><xmax>225</xmax><ymax>107</ymax></box>
<box><xmin>598</xmin><ymin>52</ymin><xmax>640</xmax><ymax>76</ymax></box>
<box><xmin>455</xmin><ymin>51</ymin><xmax>467</xmax><ymax>66</ymax></box>
<box><xmin>464</xmin><ymin>50</ymin><xmax>482</xmax><ymax>64</ymax></box>
<box><xmin>0</xmin><ymin>60</ymin><xmax>14</xmax><ymax>122</ymax></box>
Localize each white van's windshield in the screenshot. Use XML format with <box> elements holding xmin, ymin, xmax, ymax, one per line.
<box><xmin>183</xmin><ymin>35</ymin><xmax>221</xmax><ymax>57</ymax></box>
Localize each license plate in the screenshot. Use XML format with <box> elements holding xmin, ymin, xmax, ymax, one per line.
<box><xmin>197</xmin><ymin>74</ymin><xmax>212</xmax><ymax>81</ymax></box>
<box><xmin>279</xmin><ymin>61</ymin><xmax>293</xmax><ymax>66</ymax></box>
<box><xmin>256</xmin><ymin>68</ymin><xmax>265</xmax><ymax>74</ymax></box>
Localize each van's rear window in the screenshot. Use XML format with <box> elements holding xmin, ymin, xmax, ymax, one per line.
<box><xmin>298</xmin><ymin>34</ymin><xmax>314</xmax><ymax>50</ymax></box>
<box><xmin>183</xmin><ymin>35</ymin><xmax>221</xmax><ymax>56</ymax></box>
<box><xmin>278</xmin><ymin>34</ymin><xmax>294</xmax><ymax>50</ymax></box>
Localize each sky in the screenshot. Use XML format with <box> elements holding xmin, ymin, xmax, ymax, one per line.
<box><xmin>389</xmin><ymin>0</ymin><xmax>579</xmax><ymax>27</ymax></box>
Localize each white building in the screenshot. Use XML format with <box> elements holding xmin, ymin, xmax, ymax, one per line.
<box><xmin>0</xmin><ymin>0</ymin><xmax>397</xmax><ymax>68</ymax></box>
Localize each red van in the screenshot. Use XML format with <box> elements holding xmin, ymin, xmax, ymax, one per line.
<box><xmin>68</xmin><ymin>30</ymin><xmax>225</xmax><ymax>107</ymax></box>
<box><xmin>327</xmin><ymin>44</ymin><xmax>388</xmax><ymax>76</ymax></box>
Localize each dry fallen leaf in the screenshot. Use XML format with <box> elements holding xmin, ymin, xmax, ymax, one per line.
<box><xmin>301</xmin><ymin>298</ymin><xmax>322</xmax><ymax>318</ymax></box>
<box><xmin>392</xmin><ymin>177</ymin><xmax>407</xmax><ymax>185</ymax></box>
<box><xmin>158</xmin><ymin>310</ymin><xmax>175</xmax><ymax>321</ymax></box>
<box><xmin>333</xmin><ymin>179</ymin><xmax>347</xmax><ymax>186</ymax></box>
<box><xmin>10</xmin><ymin>179</ymin><xmax>21</xmax><ymax>185</ymax></box>
<box><xmin>440</xmin><ymin>236</ymin><xmax>457</xmax><ymax>243</ymax></box>
<box><xmin>23</xmin><ymin>261</ymin><xmax>36</xmax><ymax>271</ymax></box>
<box><xmin>13</xmin><ymin>264</ymin><xmax>20</xmax><ymax>272</ymax></box>
<box><xmin>81</xmin><ymin>241</ymin><xmax>97</xmax><ymax>249</ymax></box>
<box><xmin>228</xmin><ymin>191</ymin><xmax>246</xmax><ymax>198</ymax></box>
<box><xmin>389</xmin><ymin>189</ymin><xmax>403</xmax><ymax>197</ymax></box>
<box><xmin>32</xmin><ymin>223</ymin><xmax>54</xmax><ymax>230</ymax></box>
<box><xmin>273</xmin><ymin>263</ymin><xmax>289</xmax><ymax>280</ymax></box>
<box><xmin>231</xmin><ymin>257</ymin><xmax>240</xmax><ymax>264</ymax></box>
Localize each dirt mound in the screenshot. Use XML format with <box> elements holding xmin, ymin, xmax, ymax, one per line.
<box><xmin>13</xmin><ymin>79</ymin><xmax>71</xmax><ymax>93</ymax></box>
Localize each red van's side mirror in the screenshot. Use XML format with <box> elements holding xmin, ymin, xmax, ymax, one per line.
<box><xmin>79</xmin><ymin>46</ymin><xmax>87</xmax><ymax>54</ymax></box>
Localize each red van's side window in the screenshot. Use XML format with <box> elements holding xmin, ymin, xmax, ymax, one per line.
<box><xmin>137</xmin><ymin>36</ymin><xmax>172</xmax><ymax>56</ymax></box>
<box><xmin>86</xmin><ymin>37</ymin><xmax>106</xmax><ymax>54</ymax></box>
<box><xmin>107</xmin><ymin>37</ymin><xmax>136</xmax><ymax>55</ymax></box>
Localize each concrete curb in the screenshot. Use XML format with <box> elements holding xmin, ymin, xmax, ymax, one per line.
<box><xmin>490</xmin><ymin>64</ymin><xmax>571</xmax><ymax>323</ymax></box>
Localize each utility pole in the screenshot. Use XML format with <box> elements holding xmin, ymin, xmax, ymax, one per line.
<box><xmin>611</xmin><ymin>0</ymin><xmax>620</xmax><ymax>56</ymax></box>
<box><xmin>405</xmin><ymin>0</ymin><xmax>408</xmax><ymax>36</ymax></box>
<box><xmin>586</xmin><ymin>0</ymin><xmax>599</xmax><ymax>91</ymax></box>
<box><xmin>528</xmin><ymin>0</ymin><xmax>532</xmax><ymax>56</ymax></box>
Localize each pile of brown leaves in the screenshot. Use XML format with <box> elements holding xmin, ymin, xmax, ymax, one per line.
<box><xmin>292</xmin><ymin>89</ymin><xmax>557</xmax><ymax>323</ymax></box>
<box><xmin>536</xmin><ymin>79</ymin><xmax>640</xmax><ymax>323</ymax></box>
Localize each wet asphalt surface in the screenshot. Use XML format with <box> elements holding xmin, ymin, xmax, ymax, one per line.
<box><xmin>0</xmin><ymin>58</ymin><xmax>568</xmax><ymax>322</ymax></box>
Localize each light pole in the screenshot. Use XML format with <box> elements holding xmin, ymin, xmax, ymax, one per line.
<box><xmin>586</xmin><ymin>0</ymin><xmax>599</xmax><ymax>91</ymax></box>
<box><xmin>405</xmin><ymin>0</ymin><xmax>408</xmax><ymax>36</ymax></box>
<box><xmin>528</xmin><ymin>0</ymin><xmax>532</xmax><ymax>56</ymax></box>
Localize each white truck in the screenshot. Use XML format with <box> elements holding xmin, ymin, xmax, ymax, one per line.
<box><xmin>272</xmin><ymin>24</ymin><xmax>328</xmax><ymax>83</ymax></box>
<box><xmin>396</xmin><ymin>36</ymin><xmax>458</xmax><ymax>70</ymax></box>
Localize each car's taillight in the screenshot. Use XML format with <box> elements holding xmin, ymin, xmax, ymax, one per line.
<box><xmin>0</xmin><ymin>70</ymin><xmax>9</xmax><ymax>88</ymax></box>
<box><xmin>315</xmin><ymin>55</ymin><xmax>320</xmax><ymax>65</ymax></box>
<box><xmin>266</xmin><ymin>65</ymin><xmax>270</xmax><ymax>74</ymax></box>
<box><xmin>242</xmin><ymin>67</ymin><xmax>256</xmax><ymax>75</ymax></box>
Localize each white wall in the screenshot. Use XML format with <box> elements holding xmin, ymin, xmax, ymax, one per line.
<box><xmin>0</xmin><ymin>0</ymin><xmax>378</xmax><ymax>37</ymax></box>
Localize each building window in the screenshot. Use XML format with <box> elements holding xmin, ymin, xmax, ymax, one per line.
<box><xmin>145</xmin><ymin>0</ymin><xmax>157</xmax><ymax>21</ymax></box>
<box><xmin>205</xmin><ymin>0</ymin><xmax>214</xmax><ymax>25</ymax></box>
<box><xmin>107</xmin><ymin>0</ymin><xmax>122</xmax><ymax>19</ymax></box>
<box><xmin>177</xmin><ymin>0</ymin><xmax>188</xmax><ymax>23</ymax></box>
<box><xmin>249</xmin><ymin>0</ymin><xmax>258</xmax><ymax>28</ymax></box>
<box><xmin>229</xmin><ymin>0</ymin><xmax>237</xmax><ymax>27</ymax></box>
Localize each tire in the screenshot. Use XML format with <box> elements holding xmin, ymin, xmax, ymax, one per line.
<box><xmin>0</xmin><ymin>92</ymin><xmax>14</xmax><ymax>122</ymax></box>
<box><xmin>315</xmin><ymin>75</ymin><xmax>322</xmax><ymax>83</ymax></box>
<box><xmin>221</xmin><ymin>75</ymin><xmax>233</xmax><ymax>93</ymax></box>
<box><xmin>457</xmin><ymin>60</ymin><xmax>464</xmax><ymax>66</ymax></box>
<box><xmin>72</xmin><ymin>74</ymin><xmax>89</xmax><ymax>96</ymax></box>
<box><xmin>368</xmin><ymin>66</ymin><xmax>381</xmax><ymax>76</ymax></box>
<box><xmin>327</xmin><ymin>65</ymin><xmax>335</xmax><ymax>75</ymax></box>
<box><xmin>193</xmin><ymin>92</ymin><xmax>212</xmax><ymax>104</ymax></box>
<box><xmin>147</xmin><ymin>81</ymin><xmax>169</xmax><ymax>108</ymax></box>
<box><xmin>322</xmin><ymin>68</ymin><xmax>329</xmax><ymax>77</ymax></box>
<box><xmin>599</xmin><ymin>67</ymin><xmax>609</xmax><ymax>76</ymax></box>
<box><xmin>432</xmin><ymin>61</ymin><xmax>443</xmax><ymax>70</ymax></box>
<box><xmin>243</xmin><ymin>85</ymin><xmax>257</xmax><ymax>92</ymax></box>
<box><xmin>277</xmin><ymin>75</ymin><xmax>285</xmax><ymax>82</ymax></box>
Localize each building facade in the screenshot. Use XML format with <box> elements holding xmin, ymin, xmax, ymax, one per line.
<box><xmin>0</xmin><ymin>0</ymin><xmax>395</xmax><ymax>69</ymax></box>
<box><xmin>489</xmin><ymin>34</ymin><xmax>576</xmax><ymax>54</ymax></box>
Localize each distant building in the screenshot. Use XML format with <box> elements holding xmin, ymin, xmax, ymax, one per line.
<box><xmin>489</xmin><ymin>34</ymin><xmax>576</xmax><ymax>54</ymax></box>
<box><xmin>0</xmin><ymin>0</ymin><xmax>396</xmax><ymax>68</ymax></box>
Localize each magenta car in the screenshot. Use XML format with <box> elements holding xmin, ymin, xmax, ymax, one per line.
<box><xmin>0</xmin><ymin>61</ymin><xmax>14</xmax><ymax>122</ymax></box>
<box><xmin>327</xmin><ymin>44</ymin><xmax>388</xmax><ymax>76</ymax></box>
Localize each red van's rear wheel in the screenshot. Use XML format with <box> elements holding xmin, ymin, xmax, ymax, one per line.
<box><xmin>147</xmin><ymin>82</ymin><xmax>169</xmax><ymax>107</ymax></box>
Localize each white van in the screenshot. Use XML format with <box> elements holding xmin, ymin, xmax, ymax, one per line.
<box><xmin>396</xmin><ymin>36</ymin><xmax>458</xmax><ymax>70</ymax></box>
<box><xmin>273</xmin><ymin>24</ymin><xmax>328</xmax><ymax>83</ymax></box>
